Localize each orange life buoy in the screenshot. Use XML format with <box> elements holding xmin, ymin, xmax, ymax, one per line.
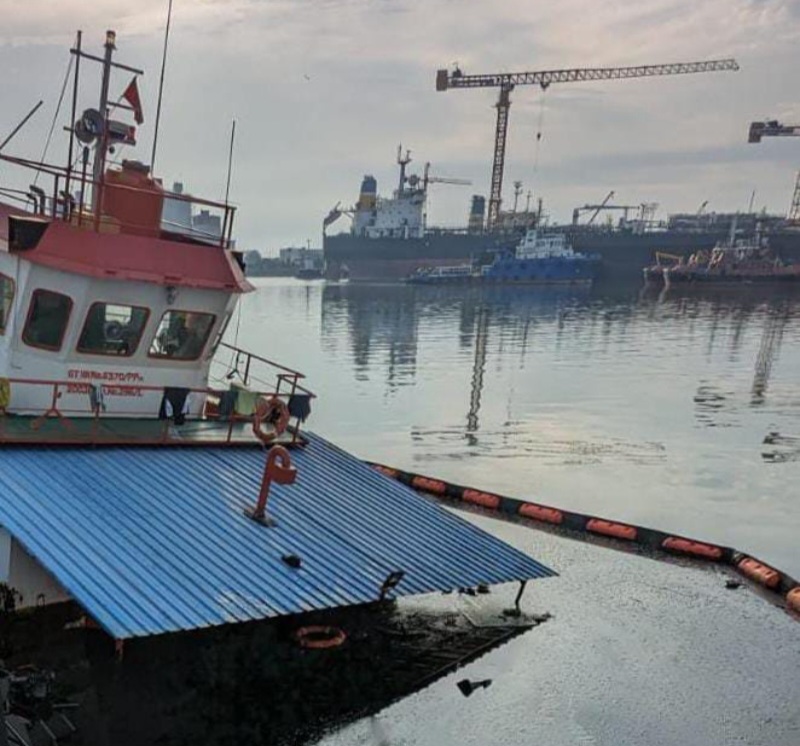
<box><xmin>294</xmin><ymin>625</ymin><xmax>347</xmax><ymax>650</ymax></box>
<box><xmin>252</xmin><ymin>396</ymin><xmax>291</xmax><ymax>444</ymax></box>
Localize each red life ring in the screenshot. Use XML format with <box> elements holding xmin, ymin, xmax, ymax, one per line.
<box><xmin>294</xmin><ymin>625</ymin><xmax>347</xmax><ymax>650</ymax></box>
<box><xmin>252</xmin><ymin>396</ymin><xmax>291</xmax><ymax>444</ymax></box>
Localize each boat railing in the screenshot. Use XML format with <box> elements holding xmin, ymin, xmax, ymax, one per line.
<box><xmin>0</xmin><ymin>153</ymin><xmax>237</xmax><ymax>249</ymax></box>
<box><xmin>214</xmin><ymin>342</ymin><xmax>313</xmax><ymax>397</ymax></box>
<box><xmin>0</xmin><ymin>370</ymin><xmax>315</xmax><ymax>447</ymax></box>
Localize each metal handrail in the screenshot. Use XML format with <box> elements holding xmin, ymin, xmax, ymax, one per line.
<box><xmin>0</xmin><ymin>152</ymin><xmax>237</xmax><ymax>249</ymax></box>
<box><xmin>0</xmin><ymin>375</ymin><xmax>312</xmax><ymax>446</ymax></box>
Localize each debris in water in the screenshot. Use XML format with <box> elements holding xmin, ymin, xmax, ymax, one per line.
<box><xmin>456</xmin><ymin>678</ymin><xmax>493</xmax><ymax>697</ymax></box>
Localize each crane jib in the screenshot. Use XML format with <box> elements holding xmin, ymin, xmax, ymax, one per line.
<box><xmin>439</xmin><ymin>59</ymin><xmax>740</xmax><ymax>90</ymax></box>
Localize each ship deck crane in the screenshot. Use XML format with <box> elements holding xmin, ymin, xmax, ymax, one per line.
<box><xmin>748</xmin><ymin>120</ymin><xmax>800</xmax><ymax>222</ymax></box>
<box><xmin>436</xmin><ymin>58</ymin><xmax>739</xmax><ymax>230</ymax></box>
<box><xmin>572</xmin><ymin>192</ymin><xmax>640</xmax><ymax>226</ymax></box>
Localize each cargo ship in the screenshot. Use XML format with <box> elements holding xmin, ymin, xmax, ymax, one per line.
<box><xmin>323</xmin><ymin>150</ymin><xmax>800</xmax><ymax>281</ymax></box>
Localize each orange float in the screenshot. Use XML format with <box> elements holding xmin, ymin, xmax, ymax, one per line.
<box><xmin>662</xmin><ymin>536</ymin><xmax>723</xmax><ymax>561</ymax></box>
<box><xmin>294</xmin><ymin>625</ymin><xmax>347</xmax><ymax>650</ymax></box>
<box><xmin>462</xmin><ymin>489</ymin><xmax>501</xmax><ymax>510</ymax></box>
<box><xmin>411</xmin><ymin>475</ymin><xmax>447</xmax><ymax>495</ymax></box>
<box><xmin>586</xmin><ymin>518</ymin><xmax>637</xmax><ymax>541</ymax></box>
<box><xmin>786</xmin><ymin>587</ymin><xmax>800</xmax><ymax>613</ymax></box>
<box><xmin>518</xmin><ymin>503</ymin><xmax>563</xmax><ymax>525</ymax></box>
<box><xmin>737</xmin><ymin>557</ymin><xmax>781</xmax><ymax>589</ymax></box>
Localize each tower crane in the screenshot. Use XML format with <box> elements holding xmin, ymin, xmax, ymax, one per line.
<box><xmin>436</xmin><ymin>58</ymin><xmax>739</xmax><ymax>230</ymax></box>
<box><xmin>748</xmin><ymin>120</ymin><xmax>800</xmax><ymax>223</ymax></box>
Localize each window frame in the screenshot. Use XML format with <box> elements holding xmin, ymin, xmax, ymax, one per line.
<box><xmin>0</xmin><ymin>273</ymin><xmax>16</xmax><ymax>336</ymax></box>
<box><xmin>76</xmin><ymin>301</ymin><xmax>152</xmax><ymax>358</ymax></box>
<box><xmin>22</xmin><ymin>288</ymin><xmax>74</xmax><ymax>352</ymax></box>
<box><xmin>147</xmin><ymin>309</ymin><xmax>218</xmax><ymax>362</ymax></box>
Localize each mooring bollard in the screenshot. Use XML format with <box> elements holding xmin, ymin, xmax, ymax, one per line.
<box><xmin>245</xmin><ymin>445</ymin><xmax>296</xmax><ymax>526</ymax></box>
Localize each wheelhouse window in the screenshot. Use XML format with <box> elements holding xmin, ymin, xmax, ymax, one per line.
<box><xmin>22</xmin><ymin>289</ymin><xmax>72</xmax><ymax>351</ymax></box>
<box><xmin>0</xmin><ymin>274</ymin><xmax>15</xmax><ymax>334</ymax></box>
<box><xmin>149</xmin><ymin>310</ymin><xmax>215</xmax><ymax>360</ymax></box>
<box><xmin>77</xmin><ymin>303</ymin><xmax>150</xmax><ymax>356</ymax></box>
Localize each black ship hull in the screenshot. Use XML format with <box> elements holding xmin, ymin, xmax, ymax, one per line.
<box><xmin>324</xmin><ymin>228</ymin><xmax>800</xmax><ymax>281</ymax></box>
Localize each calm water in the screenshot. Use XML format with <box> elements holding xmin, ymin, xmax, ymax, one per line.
<box><xmin>226</xmin><ymin>278</ymin><xmax>800</xmax><ymax>746</ymax></box>
<box><xmin>229</xmin><ymin>278</ymin><xmax>800</xmax><ymax>577</ymax></box>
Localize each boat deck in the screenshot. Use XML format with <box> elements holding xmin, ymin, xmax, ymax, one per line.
<box><xmin>0</xmin><ymin>413</ymin><xmax>299</xmax><ymax>447</ymax></box>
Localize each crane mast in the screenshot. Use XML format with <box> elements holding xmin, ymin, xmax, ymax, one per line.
<box><xmin>748</xmin><ymin>120</ymin><xmax>800</xmax><ymax>223</ymax></box>
<box><xmin>437</xmin><ymin>58</ymin><xmax>739</xmax><ymax>230</ymax></box>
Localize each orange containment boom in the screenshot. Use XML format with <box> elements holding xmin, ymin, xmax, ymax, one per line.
<box><xmin>366</xmin><ymin>461</ymin><xmax>800</xmax><ymax>622</ymax></box>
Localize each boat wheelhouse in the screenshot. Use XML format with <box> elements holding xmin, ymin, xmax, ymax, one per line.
<box><xmin>0</xmin><ymin>34</ymin><xmax>311</xmax><ymax>446</ymax></box>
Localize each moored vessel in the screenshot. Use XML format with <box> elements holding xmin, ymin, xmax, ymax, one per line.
<box><xmin>644</xmin><ymin>235</ymin><xmax>800</xmax><ymax>286</ymax></box>
<box><xmin>324</xmin><ymin>150</ymin><xmax>800</xmax><ymax>280</ymax></box>
<box><xmin>406</xmin><ymin>230</ymin><xmax>600</xmax><ymax>285</ymax></box>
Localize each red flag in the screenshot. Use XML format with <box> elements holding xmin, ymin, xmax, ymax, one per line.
<box><xmin>122</xmin><ymin>77</ymin><xmax>144</xmax><ymax>125</ymax></box>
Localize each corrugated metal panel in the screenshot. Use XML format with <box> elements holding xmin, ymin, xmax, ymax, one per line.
<box><xmin>0</xmin><ymin>432</ymin><xmax>555</xmax><ymax>638</ymax></box>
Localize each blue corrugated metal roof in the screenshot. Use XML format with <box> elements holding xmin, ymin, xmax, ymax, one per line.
<box><xmin>0</xmin><ymin>432</ymin><xmax>555</xmax><ymax>638</ymax></box>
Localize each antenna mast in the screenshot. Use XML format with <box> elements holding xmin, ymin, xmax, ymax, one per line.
<box><xmin>151</xmin><ymin>0</ymin><xmax>174</xmax><ymax>171</ymax></box>
<box><xmin>91</xmin><ymin>30</ymin><xmax>117</xmax><ymax>216</ymax></box>
<box><xmin>224</xmin><ymin>119</ymin><xmax>237</xmax><ymax>205</ymax></box>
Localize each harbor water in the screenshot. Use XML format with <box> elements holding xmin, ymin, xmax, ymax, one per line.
<box><xmin>231</xmin><ymin>278</ymin><xmax>800</xmax><ymax>579</ymax></box>
<box><xmin>220</xmin><ymin>278</ymin><xmax>800</xmax><ymax>746</ymax></box>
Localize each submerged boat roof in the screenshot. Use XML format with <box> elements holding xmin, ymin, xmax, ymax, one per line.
<box><xmin>0</xmin><ymin>432</ymin><xmax>554</xmax><ymax>639</ymax></box>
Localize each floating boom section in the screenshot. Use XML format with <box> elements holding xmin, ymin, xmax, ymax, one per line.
<box><xmin>436</xmin><ymin>58</ymin><xmax>740</xmax><ymax>230</ymax></box>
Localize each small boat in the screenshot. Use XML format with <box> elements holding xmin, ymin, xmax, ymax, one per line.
<box><xmin>663</xmin><ymin>239</ymin><xmax>800</xmax><ymax>285</ymax></box>
<box><xmin>406</xmin><ymin>230</ymin><xmax>600</xmax><ymax>285</ymax></box>
<box><xmin>644</xmin><ymin>216</ymin><xmax>800</xmax><ymax>286</ymax></box>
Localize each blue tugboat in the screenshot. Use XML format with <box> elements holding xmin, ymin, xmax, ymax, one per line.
<box><xmin>406</xmin><ymin>230</ymin><xmax>600</xmax><ymax>285</ymax></box>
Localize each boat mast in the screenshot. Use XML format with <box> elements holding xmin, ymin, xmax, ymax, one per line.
<box><xmin>92</xmin><ymin>30</ymin><xmax>116</xmax><ymax>217</ymax></box>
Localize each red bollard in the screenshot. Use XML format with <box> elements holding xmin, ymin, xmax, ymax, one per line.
<box><xmin>245</xmin><ymin>445</ymin><xmax>296</xmax><ymax>526</ymax></box>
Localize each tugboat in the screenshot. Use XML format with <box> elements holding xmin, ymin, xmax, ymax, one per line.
<box><xmin>406</xmin><ymin>230</ymin><xmax>600</xmax><ymax>285</ymax></box>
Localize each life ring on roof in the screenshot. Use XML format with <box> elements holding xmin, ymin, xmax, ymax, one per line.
<box><xmin>294</xmin><ymin>625</ymin><xmax>347</xmax><ymax>650</ymax></box>
<box><xmin>252</xmin><ymin>396</ymin><xmax>291</xmax><ymax>444</ymax></box>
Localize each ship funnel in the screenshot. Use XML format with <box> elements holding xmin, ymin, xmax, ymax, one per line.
<box><xmin>357</xmin><ymin>175</ymin><xmax>377</xmax><ymax>210</ymax></box>
<box><xmin>468</xmin><ymin>195</ymin><xmax>486</xmax><ymax>233</ymax></box>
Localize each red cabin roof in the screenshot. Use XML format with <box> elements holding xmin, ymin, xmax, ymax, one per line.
<box><xmin>2</xmin><ymin>207</ymin><xmax>252</xmax><ymax>293</ymax></box>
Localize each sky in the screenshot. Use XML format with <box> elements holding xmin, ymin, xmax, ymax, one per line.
<box><xmin>1</xmin><ymin>0</ymin><xmax>799</xmax><ymax>254</ymax></box>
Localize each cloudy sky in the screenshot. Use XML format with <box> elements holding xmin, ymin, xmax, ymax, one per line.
<box><xmin>1</xmin><ymin>0</ymin><xmax>799</xmax><ymax>253</ymax></box>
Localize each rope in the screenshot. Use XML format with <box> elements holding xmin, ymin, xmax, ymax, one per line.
<box><xmin>34</xmin><ymin>51</ymin><xmax>74</xmax><ymax>187</ymax></box>
<box><xmin>531</xmin><ymin>87</ymin><xmax>547</xmax><ymax>178</ymax></box>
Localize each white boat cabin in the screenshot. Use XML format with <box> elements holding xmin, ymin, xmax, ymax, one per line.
<box><xmin>516</xmin><ymin>230</ymin><xmax>574</xmax><ymax>259</ymax></box>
